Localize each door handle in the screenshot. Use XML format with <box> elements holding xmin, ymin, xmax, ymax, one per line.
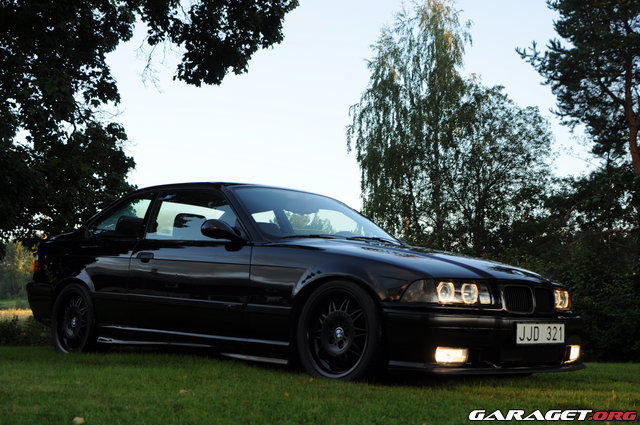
<box><xmin>136</xmin><ymin>252</ymin><xmax>154</xmax><ymax>263</ymax></box>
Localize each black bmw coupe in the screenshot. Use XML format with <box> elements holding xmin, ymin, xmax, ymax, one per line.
<box><xmin>27</xmin><ymin>182</ymin><xmax>584</xmax><ymax>380</ymax></box>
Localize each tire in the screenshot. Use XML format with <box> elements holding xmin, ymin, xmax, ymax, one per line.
<box><xmin>51</xmin><ymin>284</ymin><xmax>97</xmax><ymax>353</ymax></box>
<box><xmin>296</xmin><ymin>281</ymin><xmax>382</xmax><ymax>380</ymax></box>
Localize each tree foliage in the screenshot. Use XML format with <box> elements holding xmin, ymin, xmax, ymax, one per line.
<box><xmin>518</xmin><ymin>0</ymin><xmax>640</xmax><ymax>173</ymax></box>
<box><xmin>347</xmin><ymin>0</ymin><xmax>552</xmax><ymax>254</ymax></box>
<box><xmin>0</xmin><ymin>0</ymin><xmax>298</xmax><ymax>245</ymax></box>
<box><xmin>550</xmin><ymin>167</ymin><xmax>640</xmax><ymax>361</ymax></box>
<box><xmin>0</xmin><ymin>242</ymin><xmax>33</xmax><ymax>299</ymax></box>
<box><xmin>347</xmin><ymin>0</ymin><xmax>470</xmax><ymax>248</ymax></box>
<box><xmin>444</xmin><ymin>83</ymin><xmax>552</xmax><ymax>255</ymax></box>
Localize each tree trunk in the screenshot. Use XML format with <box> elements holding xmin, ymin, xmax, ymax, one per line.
<box><xmin>622</xmin><ymin>56</ymin><xmax>640</xmax><ymax>175</ymax></box>
<box><xmin>629</xmin><ymin>125</ymin><xmax>640</xmax><ymax>175</ymax></box>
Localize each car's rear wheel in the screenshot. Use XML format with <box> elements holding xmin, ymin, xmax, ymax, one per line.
<box><xmin>52</xmin><ymin>284</ymin><xmax>96</xmax><ymax>353</ymax></box>
<box><xmin>296</xmin><ymin>281</ymin><xmax>381</xmax><ymax>380</ymax></box>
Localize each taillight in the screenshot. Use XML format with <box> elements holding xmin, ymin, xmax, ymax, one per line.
<box><xmin>33</xmin><ymin>255</ymin><xmax>39</xmax><ymax>274</ymax></box>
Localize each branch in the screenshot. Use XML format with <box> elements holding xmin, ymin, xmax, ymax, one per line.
<box><xmin>596</xmin><ymin>78</ymin><xmax>625</xmax><ymax>108</ymax></box>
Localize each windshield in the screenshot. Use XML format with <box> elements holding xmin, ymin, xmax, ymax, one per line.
<box><xmin>231</xmin><ymin>187</ymin><xmax>398</xmax><ymax>243</ymax></box>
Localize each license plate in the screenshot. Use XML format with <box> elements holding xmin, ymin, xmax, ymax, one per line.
<box><xmin>516</xmin><ymin>323</ymin><xmax>564</xmax><ymax>345</ymax></box>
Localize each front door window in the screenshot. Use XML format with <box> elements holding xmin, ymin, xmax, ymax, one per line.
<box><xmin>146</xmin><ymin>190</ymin><xmax>238</xmax><ymax>241</ymax></box>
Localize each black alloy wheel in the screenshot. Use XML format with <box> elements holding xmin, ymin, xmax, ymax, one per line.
<box><xmin>52</xmin><ymin>284</ymin><xmax>96</xmax><ymax>353</ymax></box>
<box><xmin>297</xmin><ymin>281</ymin><xmax>381</xmax><ymax>380</ymax></box>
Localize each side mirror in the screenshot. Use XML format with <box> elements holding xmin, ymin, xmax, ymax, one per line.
<box><xmin>201</xmin><ymin>219</ymin><xmax>244</xmax><ymax>242</ymax></box>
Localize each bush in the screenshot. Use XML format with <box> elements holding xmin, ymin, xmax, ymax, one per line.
<box><xmin>494</xmin><ymin>229</ymin><xmax>640</xmax><ymax>362</ymax></box>
<box><xmin>0</xmin><ymin>313</ymin><xmax>49</xmax><ymax>346</ymax></box>
<box><xmin>0</xmin><ymin>299</ymin><xmax>30</xmax><ymax>309</ymax></box>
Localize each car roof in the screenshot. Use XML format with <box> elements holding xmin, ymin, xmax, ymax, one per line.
<box><xmin>130</xmin><ymin>182</ymin><xmax>322</xmax><ymax>196</ymax></box>
<box><xmin>127</xmin><ymin>182</ymin><xmax>356</xmax><ymax>212</ymax></box>
<box><xmin>134</xmin><ymin>182</ymin><xmax>243</xmax><ymax>191</ymax></box>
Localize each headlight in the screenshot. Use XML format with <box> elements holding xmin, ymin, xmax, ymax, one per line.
<box><xmin>554</xmin><ymin>289</ymin><xmax>571</xmax><ymax>310</ymax></box>
<box><xmin>461</xmin><ymin>283</ymin><xmax>478</xmax><ymax>304</ymax></box>
<box><xmin>401</xmin><ymin>279</ymin><xmax>492</xmax><ymax>305</ymax></box>
<box><xmin>401</xmin><ymin>280</ymin><xmax>437</xmax><ymax>302</ymax></box>
<box><xmin>436</xmin><ymin>281</ymin><xmax>455</xmax><ymax>303</ymax></box>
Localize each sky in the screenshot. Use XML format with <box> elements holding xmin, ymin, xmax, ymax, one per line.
<box><xmin>106</xmin><ymin>0</ymin><xmax>593</xmax><ymax>210</ymax></box>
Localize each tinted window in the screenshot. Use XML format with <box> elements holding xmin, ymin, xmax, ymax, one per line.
<box><xmin>146</xmin><ymin>189</ymin><xmax>238</xmax><ymax>241</ymax></box>
<box><xmin>90</xmin><ymin>194</ymin><xmax>153</xmax><ymax>238</ymax></box>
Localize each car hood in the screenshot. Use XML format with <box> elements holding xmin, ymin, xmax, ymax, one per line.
<box><xmin>277</xmin><ymin>238</ymin><xmax>548</xmax><ymax>283</ymax></box>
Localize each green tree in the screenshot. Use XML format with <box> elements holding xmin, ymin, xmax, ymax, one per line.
<box><xmin>518</xmin><ymin>0</ymin><xmax>640</xmax><ymax>174</ymax></box>
<box><xmin>347</xmin><ymin>1</ymin><xmax>553</xmax><ymax>254</ymax></box>
<box><xmin>0</xmin><ymin>242</ymin><xmax>34</xmax><ymax>300</ymax></box>
<box><xmin>555</xmin><ymin>169</ymin><xmax>640</xmax><ymax>361</ymax></box>
<box><xmin>0</xmin><ymin>0</ymin><xmax>298</xmax><ymax>245</ymax></box>
<box><xmin>347</xmin><ymin>0</ymin><xmax>470</xmax><ymax>248</ymax></box>
<box><xmin>445</xmin><ymin>82</ymin><xmax>553</xmax><ymax>255</ymax></box>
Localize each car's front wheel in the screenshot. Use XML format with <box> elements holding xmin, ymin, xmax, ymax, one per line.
<box><xmin>296</xmin><ymin>281</ymin><xmax>382</xmax><ymax>380</ymax></box>
<box><xmin>51</xmin><ymin>284</ymin><xmax>97</xmax><ymax>353</ymax></box>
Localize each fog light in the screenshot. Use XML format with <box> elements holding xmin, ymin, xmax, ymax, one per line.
<box><xmin>435</xmin><ymin>347</ymin><xmax>468</xmax><ymax>365</ymax></box>
<box><xmin>566</xmin><ymin>345</ymin><xmax>580</xmax><ymax>363</ymax></box>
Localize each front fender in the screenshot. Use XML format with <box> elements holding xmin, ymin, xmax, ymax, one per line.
<box><xmin>291</xmin><ymin>256</ymin><xmax>421</xmax><ymax>302</ymax></box>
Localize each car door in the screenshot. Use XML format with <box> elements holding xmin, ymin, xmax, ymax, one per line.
<box><xmin>78</xmin><ymin>191</ymin><xmax>155</xmax><ymax>326</ymax></box>
<box><xmin>128</xmin><ymin>187</ymin><xmax>253</xmax><ymax>342</ymax></box>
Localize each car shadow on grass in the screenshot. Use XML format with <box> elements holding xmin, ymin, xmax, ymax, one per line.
<box><xmin>102</xmin><ymin>344</ymin><xmax>539</xmax><ymax>388</ymax></box>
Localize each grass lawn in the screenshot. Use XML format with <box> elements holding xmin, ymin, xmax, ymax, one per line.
<box><xmin>0</xmin><ymin>347</ymin><xmax>638</xmax><ymax>425</ymax></box>
<box><xmin>0</xmin><ymin>299</ymin><xmax>29</xmax><ymax>310</ymax></box>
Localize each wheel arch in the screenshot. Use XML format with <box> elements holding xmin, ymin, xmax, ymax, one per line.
<box><xmin>51</xmin><ymin>274</ymin><xmax>94</xmax><ymax>307</ymax></box>
<box><xmin>291</xmin><ymin>275</ymin><xmax>382</xmax><ymax>318</ymax></box>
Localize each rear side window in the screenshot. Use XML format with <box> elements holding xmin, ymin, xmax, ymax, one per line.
<box><xmin>146</xmin><ymin>189</ymin><xmax>238</xmax><ymax>241</ymax></box>
<box><xmin>89</xmin><ymin>194</ymin><xmax>153</xmax><ymax>238</ymax></box>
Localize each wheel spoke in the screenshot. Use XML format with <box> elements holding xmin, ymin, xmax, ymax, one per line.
<box><xmin>350</xmin><ymin>309</ymin><xmax>363</xmax><ymax>321</ymax></box>
<box><xmin>339</xmin><ymin>297</ymin><xmax>350</xmax><ymax>312</ymax></box>
<box><xmin>353</xmin><ymin>326</ymin><xmax>367</xmax><ymax>336</ymax></box>
<box><xmin>348</xmin><ymin>343</ymin><xmax>362</xmax><ymax>355</ymax></box>
<box><xmin>328</xmin><ymin>300</ymin><xmax>336</xmax><ymax>313</ymax></box>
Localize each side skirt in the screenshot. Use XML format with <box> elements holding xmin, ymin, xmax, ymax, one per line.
<box><xmin>95</xmin><ymin>324</ymin><xmax>291</xmax><ymax>362</ymax></box>
<box><xmin>98</xmin><ymin>325</ymin><xmax>289</xmax><ymax>346</ymax></box>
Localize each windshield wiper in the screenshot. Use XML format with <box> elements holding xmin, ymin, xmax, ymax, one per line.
<box><xmin>346</xmin><ymin>236</ymin><xmax>401</xmax><ymax>245</ymax></box>
<box><xmin>278</xmin><ymin>234</ymin><xmax>402</xmax><ymax>245</ymax></box>
<box><xmin>279</xmin><ymin>234</ymin><xmax>343</xmax><ymax>239</ymax></box>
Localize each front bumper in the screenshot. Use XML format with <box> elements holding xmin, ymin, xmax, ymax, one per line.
<box><xmin>383</xmin><ymin>306</ymin><xmax>584</xmax><ymax>374</ymax></box>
